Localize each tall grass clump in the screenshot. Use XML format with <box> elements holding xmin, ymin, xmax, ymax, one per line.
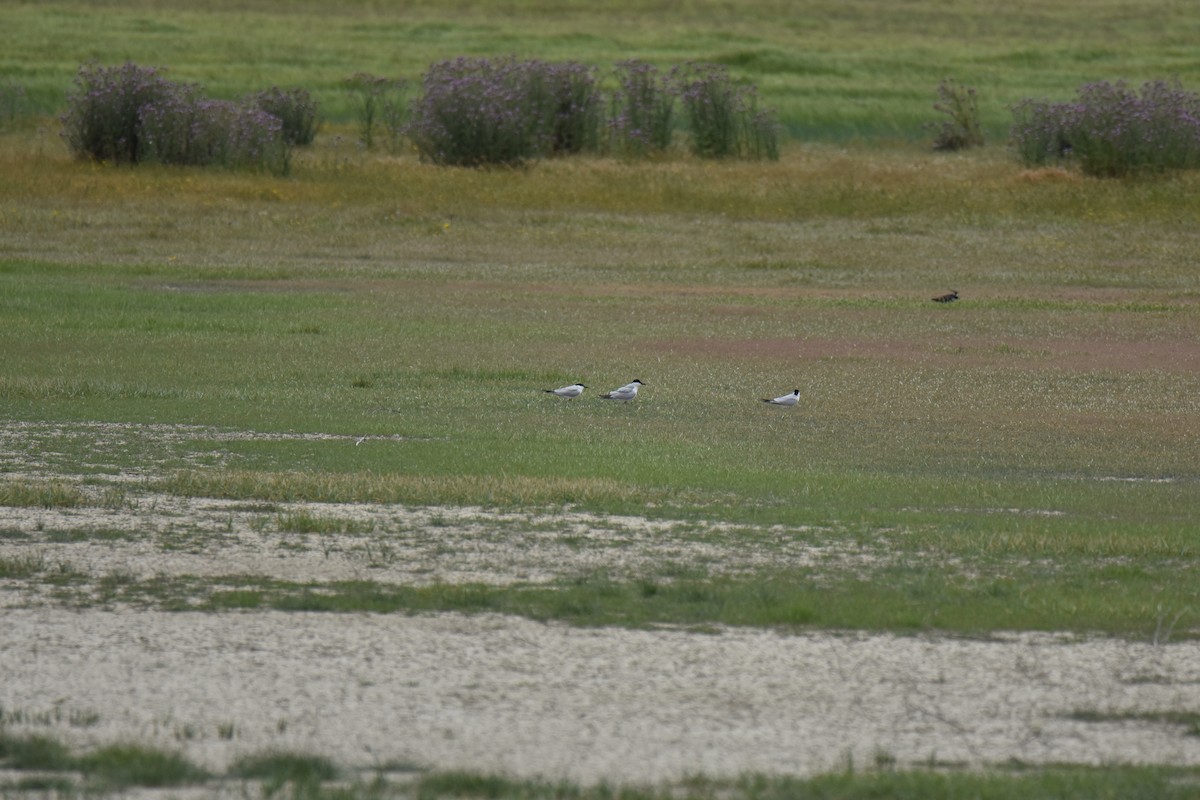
<box><xmin>1012</xmin><ymin>78</ymin><xmax>1200</xmax><ymax>176</ymax></box>
<box><xmin>608</xmin><ymin>60</ymin><xmax>677</xmax><ymax>156</ymax></box>
<box><xmin>75</xmin><ymin>744</ymin><xmax>206</xmax><ymax>788</ymax></box>
<box><xmin>678</xmin><ymin>62</ymin><xmax>779</xmax><ymax>160</ymax></box>
<box><xmin>928</xmin><ymin>78</ymin><xmax>984</xmax><ymax>151</ymax></box>
<box><xmin>0</xmin><ymin>479</ymin><xmax>87</xmax><ymax>508</ymax></box>
<box><xmin>344</xmin><ymin>73</ymin><xmax>407</xmax><ymax>152</ymax></box>
<box><xmin>0</xmin><ymin>731</ymin><xmax>75</xmax><ymax>771</ymax></box>
<box><xmin>1</xmin><ymin>78</ymin><xmax>28</xmax><ymax>129</ymax></box>
<box><xmin>408</xmin><ymin>56</ymin><xmax>601</xmax><ymax>166</ymax></box>
<box><xmin>62</xmin><ymin>62</ymin><xmax>293</xmax><ymax>174</ymax></box>
<box><xmin>229</xmin><ymin>751</ymin><xmax>339</xmax><ymax>787</ymax></box>
<box><xmin>248</xmin><ymin>86</ymin><xmax>318</xmax><ymax>146</ymax></box>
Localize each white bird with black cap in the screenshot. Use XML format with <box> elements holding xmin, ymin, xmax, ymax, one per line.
<box><xmin>599</xmin><ymin>379</ymin><xmax>644</xmax><ymax>402</ymax></box>
<box><xmin>762</xmin><ymin>389</ymin><xmax>800</xmax><ymax>407</ymax></box>
<box><xmin>544</xmin><ymin>383</ymin><xmax>587</xmax><ymax>399</ymax></box>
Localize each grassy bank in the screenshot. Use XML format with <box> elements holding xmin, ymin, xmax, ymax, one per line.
<box><xmin>1</xmin><ymin>141</ymin><xmax>1198</xmax><ymax>638</ymax></box>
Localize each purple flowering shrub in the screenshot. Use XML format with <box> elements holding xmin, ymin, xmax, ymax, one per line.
<box><xmin>1012</xmin><ymin>79</ymin><xmax>1200</xmax><ymax>176</ymax></box>
<box><xmin>408</xmin><ymin>57</ymin><xmax>602</xmax><ymax>166</ymax></box>
<box><xmin>929</xmin><ymin>78</ymin><xmax>984</xmax><ymax>151</ymax></box>
<box><xmin>61</xmin><ymin>62</ymin><xmax>184</xmax><ymax>163</ymax></box>
<box><xmin>248</xmin><ymin>86</ymin><xmax>318</xmax><ymax>146</ymax></box>
<box><xmin>62</xmin><ymin>62</ymin><xmax>293</xmax><ymax>174</ymax></box>
<box><xmin>678</xmin><ymin>63</ymin><xmax>778</xmax><ymax>160</ymax></box>
<box><xmin>527</xmin><ymin>60</ymin><xmax>603</xmax><ymax>155</ymax></box>
<box><xmin>134</xmin><ymin>85</ymin><xmax>202</xmax><ymax>163</ymax></box>
<box><xmin>141</xmin><ymin>98</ymin><xmax>290</xmax><ymax>174</ymax></box>
<box><xmin>408</xmin><ymin>57</ymin><xmax>776</xmax><ymax>165</ymax></box>
<box><xmin>408</xmin><ymin>57</ymin><xmax>532</xmax><ymax>166</ymax></box>
<box><xmin>609</xmin><ymin>60</ymin><xmax>677</xmax><ymax>156</ymax></box>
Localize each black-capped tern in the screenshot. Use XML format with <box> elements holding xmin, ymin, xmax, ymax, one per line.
<box><xmin>545</xmin><ymin>383</ymin><xmax>587</xmax><ymax>399</ymax></box>
<box><xmin>762</xmin><ymin>389</ymin><xmax>800</xmax><ymax>406</ymax></box>
<box><xmin>600</xmin><ymin>379</ymin><xmax>644</xmax><ymax>401</ymax></box>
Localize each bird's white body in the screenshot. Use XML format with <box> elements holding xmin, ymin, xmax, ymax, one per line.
<box><xmin>762</xmin><ymin>389</ymin><xmax>800</xmax><ymax>407</ymax></box>
<box><xmin>600</xmin><ymin>379</ymin><xmax>643</xmax><ymax>401</ymax></box>
<box><xmin>545</xmin><ymin>383</ymin><xmax>586</xmax><ymax>399</ymax></box>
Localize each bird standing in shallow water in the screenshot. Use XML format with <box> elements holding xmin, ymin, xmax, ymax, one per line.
<box><xmin>600</xmin><ymin>379</ymin><xmax>644</xmax><ymax>401</ymax></box>
<box><xmin>932</xmin><ymin>290</ymin><xmax>959</xmax><ymax>303</ymax></box>
<box><xmin>545</xmin><ymin>383</ymin><xmax>586</xmax><ymax>399</ymax></box>
<box><xmin>762</xmin><ymin>389</ymin><xmax>800</xmax><ymax>407</ymax></box>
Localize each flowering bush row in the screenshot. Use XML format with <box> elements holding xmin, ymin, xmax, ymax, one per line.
<box><xmin>138</xmin><ymin>96</ymin><xmax>292</xmax><ymax>174</ymax></box>
<box><xmin>608</xmin><ymin>60</ymin><xmax>677</xmax><ymax>157</ymax></box>
<box><xmin>57</xmin><ymin>61</ymin><xmax>1200</xmax><ymax>178</ymax></box>
<box><xmin>408</xmin><ymin>57</ymin><xmax>607</xmax><ymax>166</ymax></box>
<box><xmin>407</xmin><ymin>57</ymin><xmax>778</xmax><ymax>166</ymax></box>
<box><xmin>1011</xmin><ymin>79</ymin><xmax>1200</xmax><ymax>176</ymax></box>
<box><xmin>60</xmin><ymin>62</ymin><xmax>314</xmax><ymax>174</ymax></box>
<box><xmin>406</xmin><ymin>57</ymin><xmax>602</xmax><ymax>167</ymax></box>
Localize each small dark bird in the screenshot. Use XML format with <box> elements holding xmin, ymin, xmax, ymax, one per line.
<box><xmin>932</xmin><ymin>290</ymin><xmax>959</xmax><ymax>303</ymax></box>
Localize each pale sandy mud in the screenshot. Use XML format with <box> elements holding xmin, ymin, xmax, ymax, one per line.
<box><xmin>2</xmin><ymin>610</ymin><xmax>1200</xmax><ymax>785</ymax></box>
<box><xmin>0</xmin><ymin>494</ymin><xmax>873</xmax><ymax>592</ymax></box>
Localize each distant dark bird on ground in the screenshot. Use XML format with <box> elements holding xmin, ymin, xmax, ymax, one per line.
<box><xmin>932</xmin><ymin>290</ymin><xmax>959</xmax><ymax>303</ymax></box>
<box><xmin>762</xmin><ymin>389</ymin><xmax>800</xmax><ymax>407</ymax></box>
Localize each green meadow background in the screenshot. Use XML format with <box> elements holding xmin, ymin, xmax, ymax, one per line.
<box><xmin>5</xmin><ymin>0</ymin><xmax>1200</xmax><ymax>137</ymax></box>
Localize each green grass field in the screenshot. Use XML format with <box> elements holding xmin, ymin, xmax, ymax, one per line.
<box><xmin>3</xmin><ymin>1</ymin><xmax>1200</xmax><ymax>795</ymax></box>
<box><xmin>2</xmin><ymin>0</ymin><xmax>1198</xmax><ymax>637</ymax></box>
<box><xmin>5</xmin><ymin>0</ymin><xmax>1200</xmax><ymax>137</ymax></box>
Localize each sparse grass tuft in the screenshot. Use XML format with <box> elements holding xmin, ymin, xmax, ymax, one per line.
<box><xmin>418</xmin><ymin>771</ymin><xmax>525</xmax><ymax>800</ymax></box>
<box><xmin>0</xmin><ymin>553</ymin><xmax>48</xmax><ymax>579</ymax></box>
<box><xmin>1068</xmin><ymin>709</ymin><xmax>1200</xmax><ymax>735</ymax></box>
<box><xmin>410</xmin><ymin>767</ymin><xmax>1200</xmax><ymax>800</ymax></box>
<box><xmin>0</xmin><ymin>704</ymin><xmax>100</xmax><ymax>728</ymax></box>
<box><xmin>161</xmin><ymin>470</ymin><xmax>660</xmax><ymax>508</ymax></box>
<box><xmin>0</xmin><ymin>731</ymin><xmax>75</xmax><ymax>771</ymax></box>
<box><xmin>276</xmin><ymin>510</ymin><xmax>376</xmax><ymax>535</ymax></box>
<box><xmin>230</xmin><ymin>751</ymin><xmax>340</xmax><ymax>792</ymax></box>
<box><xmin>0</xmin><ymin>480</ymin><xmax>87</xmax><ymax>509</ymax></box>
<box><xmin>75</xmin><ymin>743</ymin><xmax>208</xmax><ymax>788</ymax></box>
